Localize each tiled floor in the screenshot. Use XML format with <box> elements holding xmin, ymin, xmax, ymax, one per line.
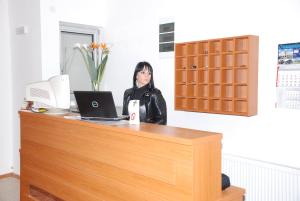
<box><xmin>0</xmin><ymin>177</ymin><xmax>19</xmax><ymax>201</ymax></box>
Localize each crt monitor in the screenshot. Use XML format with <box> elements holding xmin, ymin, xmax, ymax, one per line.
<box><xmin>25</xmin><ymin>74</ymin><xmax>70</xmax><ymax>109</ymax></box>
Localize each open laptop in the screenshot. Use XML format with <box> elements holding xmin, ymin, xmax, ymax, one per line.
<box><xmin>74</xmin><ymin>91</ymin><xmax>128</xmax><ymax>121</ymax></box>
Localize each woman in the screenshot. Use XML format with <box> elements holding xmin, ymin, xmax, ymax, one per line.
<box><xmin>122</xmin><ymin>61</ymin><xmax>167</xmax><ymax>125</ymax></box>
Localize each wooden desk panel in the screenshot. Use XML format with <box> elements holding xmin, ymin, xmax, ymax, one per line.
<box><xmin>19</xmin><ymin>111</ymin><xmax>229</xmax><ymax>201</ymax></box>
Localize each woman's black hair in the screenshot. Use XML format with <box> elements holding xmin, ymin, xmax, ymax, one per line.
<box><xmin>132</xmin><ymin>61</ymin><xmax>155</xmax><ymax>90</ymax></box>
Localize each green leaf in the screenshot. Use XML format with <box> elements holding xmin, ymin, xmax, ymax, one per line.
<box><xmin>75</xmin><ymin>47</ymin><xmax>97</xmax><ymax>82</ymax></box>
<box><xmin>97</xmin><ymin>55</ymin><xmax>108</xmax><ymax>84</ymax></box>
<box><xmin>76</xmin><ymin>48</ymin><xmax>89</xmax><ymax>70</ymax></box>
<box><xmin>86</xmin><ymin>52</ymin><xmax>97</xmax><ymax>81</ymax></box>
<box><xmin>75</xmin><ymin>46</ymin><xmax>109</xmax><ymax>90</ymax></box>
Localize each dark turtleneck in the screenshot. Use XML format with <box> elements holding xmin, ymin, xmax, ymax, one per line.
<box><xmin>131</xmin><ymin>84</ymin><xmax>149</xmax><ymax>100</ymax></box>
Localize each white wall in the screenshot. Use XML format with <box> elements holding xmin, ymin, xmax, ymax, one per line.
<box><xmin>104</xmin><ymin>0</ymin><xmax>300</xmax><ymax>168</ymax></box>
<box><xmin>104</xmin><ymin>0</ymin><xmax>162</xmax><ymax>104</ymax></box>
<box><xmin>0</xmin><ymin>0</ymin><xmax>13</xmax><ymax>175</ymax></box>
<box><xmin>8</xmin><ymin>0</ymin><xmax>43</xmax><ymax>174</ymax></box>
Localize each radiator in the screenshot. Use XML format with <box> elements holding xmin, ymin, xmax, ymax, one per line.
<box><xmin>222</xmin><ymin>154</ymin><xmax>300</xmax><ymax>201</ymax></box>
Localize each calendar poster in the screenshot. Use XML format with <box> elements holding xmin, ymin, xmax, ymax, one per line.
<box><xmin>276</xmin><ymin>42</ymin><xmax>300</xmax><ymax>109</ymax></box>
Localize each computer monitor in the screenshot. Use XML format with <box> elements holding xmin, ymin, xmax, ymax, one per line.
<box><xmin>25</xmin><ymin>75</ymin><xmax>70</xmax><ymax>111</ymax></box>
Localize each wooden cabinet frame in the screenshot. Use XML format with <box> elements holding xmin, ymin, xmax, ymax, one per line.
<box><xmin>175</xmin><ymin>35</ymin><xmax>259</xmax><ymax>116</ymax></box>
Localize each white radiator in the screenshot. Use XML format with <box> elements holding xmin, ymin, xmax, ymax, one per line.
<box><xmin>222</xmin><ymin>154</ymin><xmax>300</xmax><ymax>201</ymax></box>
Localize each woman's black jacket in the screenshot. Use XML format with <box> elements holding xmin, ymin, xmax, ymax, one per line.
<box><xmin>122</xmin><ymin>87</ymin><xmax>167</xmax><ymax>125</ymax></box>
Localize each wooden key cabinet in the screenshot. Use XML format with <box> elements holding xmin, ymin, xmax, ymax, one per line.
<box><xmin>175</xmin><ymin>35</ymin><xmax>259</xmax><ymax>116</ymax></box>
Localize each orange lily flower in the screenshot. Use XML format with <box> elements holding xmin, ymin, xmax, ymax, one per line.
<box><xmin>100</xmin><ymin>43</ymin><xmax>107</xmax><ymax>50</ymax></box>
<box><xmin>90</xmin><ymin>42</ymin><xmax>100</xmax><ymax>49</ymax></box>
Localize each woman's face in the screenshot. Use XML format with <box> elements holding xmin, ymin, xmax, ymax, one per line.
<box><xmin>136</xmin><ymin>66</ymin><xmax>151</xmax><ymax>87</ymax></box>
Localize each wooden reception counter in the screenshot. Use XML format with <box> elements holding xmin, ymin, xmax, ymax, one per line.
<box><xmin>19</xmin><ymin>111</ymin><xmax>244</xmax><ymax>201</ymax></box>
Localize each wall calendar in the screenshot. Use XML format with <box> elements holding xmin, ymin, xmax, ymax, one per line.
<box><xmin>276</xmin><ymin>42</ymin><xmax>300</xmax><ymax>109</ymax></box>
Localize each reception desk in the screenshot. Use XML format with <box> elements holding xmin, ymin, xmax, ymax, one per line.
<box><xmin>19</xmin><ymin>111</ymin><xmax>244</xmax><ymax>201</ymax></box>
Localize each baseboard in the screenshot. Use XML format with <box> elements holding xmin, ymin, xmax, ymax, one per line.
<box><xmin>0</xmin><ymin>172</ymin><xmax>20</xmax><ymax>179</ymax></box>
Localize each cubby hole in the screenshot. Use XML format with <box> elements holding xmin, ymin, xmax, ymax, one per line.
<box><xmin>187</xmin><ymin>98</ymin><xmax>198</xmax><ymax>111</ymax></box>
<box><xmin>198</xmin><ymin>84</ymin><xmax>209</xmax><ymax>98</ymax></box>
<box><xmin>234</xmin><ymin>100</ymin><xmax>247</xmax><ymax>113</ymax></box>
<box><xmin>175</xmin><ymin>70</ymin><xmax>186</xmax><ymax>83</ymax></box>
<box><xmin>210</xmin><ymin>55</ymin><xmax>221</xmax><ymax>68</ymax></box>
<box><xmin>235</xmin><ymin>68</ymin><xmax>248</xmax><ymax>84</ymax></box>
<box><xmin>235</xmin><ymin>85</ymin><xmax>247</xmax><ymax>99</ymax></box>
<box><xmin>187</xmin><ymin>56</ymin><xmax>198</xmax><ymax>69</ymax></box>
<box><xmin>209</xmin><ymin>69</ymin><xmax>221</xmax><ymax>84</ymax></box>
<box><xmin>209</xmin><ymin>40</ymin><xmax>221</xmax><ymax>54</ymax></box>
<box><xmin>210</xmin><ymin>99</ymin><xmax>221</xmax><ymax>112</ymax></box>
<box><xmin>235</xmin><ymin>53</ymin><xmax>248</xmax><ymax>67</ymax></box>
<box><xmin>198</xmin><ymin>55</ymin><xmax>208</xmax><ymax>68</ymax></box>
<box><xmin>222</xmin><ymin>53</ymin><xmax>234</xmax><ymax>67</ymax></box>
<box><xmin>222</xmin><ymin>100</ymin><xmax>233</xmax><ymax>112</ymax></box>
<box><xmin>210</xmin><ymin>84</ymin><xmax>221</xmax><ymax>98</ymax></box>
<box><xmin>235</xmin><ymin>37</ymin><xmax>248</xmax><ymax>52</ymax></box>
<box><xmin>175</xmin><ymin>97</ymin><xmax>187</xmax><ymax>110</ymax></box>
<box><xmin>198</xmin><ymin>98</ymin><xmax>209</xmax><ymax>111</ymax></box>
<box><xmin>222</xmin><ymin>39</ymin><xmax>234</xmax><ymax>52</ymax></box>
<box><xmin>175</xmin><ymin>57</ymin><xmax>187</xmax><ymax>69</ymax></box>
<box><xmin>187</xmin><ymin>70</ymin><xmax>197</xmax><ymax>83</ymax></box>
<box><xmin>222</xmin><ymin>84</ymin><xmax>233</xmax><ymax>98</ymax></box>
<box><xmin>187</xmin><ymin>84</ymin><xmax>197</xmax><ymax>97</ymax></box>
<box><xmin>198</xmin><ymin>69</ymin><xmax>209</xmax><ymax>83</ymax></box>
<box><xmin>222</xmin><ymin>69</ymin><xmax>233</xmax><ymax>83</ymax></box>
<box><xmin>198</xmin><ymin>41</ymin><xmax>209</xmax><ymax>54</ymax></box>
<box><xmin>187</xmin><ymin>43</ymin><xmax>197</xmax><ymax>55</ymax></box>
<box><xmin>176</xmin><ymin>44</ymin><xmax>187</xmax><ymax>56</ymax></box>
<box><xmin>175</xmin><ymin>84</ymin><xmax>187</xmax><ymax>97</ymax></box>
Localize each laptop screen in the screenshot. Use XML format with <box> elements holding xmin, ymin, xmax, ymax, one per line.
<box><xmin>74</xmin><ymin>91</ymin><xmax>118</xmax><ymax>118</ymax></box>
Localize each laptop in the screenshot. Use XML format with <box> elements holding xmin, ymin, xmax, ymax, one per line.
<box><xmin>74</xmin><ymin>91</ymin><xmax>127</xmax><ymax>121</ymax></box>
